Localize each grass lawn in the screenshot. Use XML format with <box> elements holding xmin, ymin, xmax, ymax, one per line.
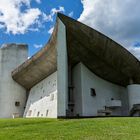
<box><xmin>0</xmin><ymin>117</ymin><xmax>140</xmax><ymax>140</ymax></box>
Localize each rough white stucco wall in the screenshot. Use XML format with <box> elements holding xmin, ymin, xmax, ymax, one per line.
<box><xmin>127</xmin><ymin>84</ymin><xmax>140</xmax><ymax>110</ymax></box>
<box><xmin>0</xmin><ymin>44</ymin><xmax>28</xmax><ymax>118</ymax></box>
<box><xmin>24</xmin><ymin>71</ymin><xmax>57</xmax><ymax>118</ymax></box>
<box><xmin>72</xmin><ymin>63</ymin><xmax>82</xmax><ymax>116</ymax></box>
<box><xmin>56</xmin><ymin>18</ymin><xmax>68</xmax><ymax>117</ymax></box>
<box><xmin>72</xmin><ymin>63</ymin><xmax>128</xmax><ymax>116</ymax></box>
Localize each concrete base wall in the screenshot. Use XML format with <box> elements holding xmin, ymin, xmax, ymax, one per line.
<box><xmin>72</xmin><ymin>63</ymin><xmax>129</xmax><ymax>117</ymax></box>
<box><xmin>24</xmin><ymin>71</ymin><xmax>57</xmax><ymax>118</ymax></box>
<box><xmin>127</xmin><ymin>84</ymin><xmax>140</xmax><ymax>110</ymax></box>
<box><xmin>0</xmin><ymin>44</ymin><xmax>28</xmax><ymax>118</ymax></box>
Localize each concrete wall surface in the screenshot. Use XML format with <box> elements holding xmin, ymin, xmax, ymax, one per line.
<box><xmin>24</xmin><ymin>71</ymin><xmax>57</xmax><ymax>118</ymax></box>
<box><xmin>127</xmin><ymin>84</ymin><xmax>140</xmax><ymax>109</ymax></box>
<box><xmin>72</xmin><ymin>63</ymin><xmax>83</xmax><ymax>116</ymax></box>
<box><xmin>72</xmin><ymin>63</ymin><xmax>128</xmax><ymax>116</ymax></box>
<box><xmin>0</xmin><ymin>44</ymin><xmax>28</xmax><ymax>118</ymax></box>
<box><xmin>56</xmin><ymin>18</ymin><xmax>68</xmax><ymax>117</ymax></box>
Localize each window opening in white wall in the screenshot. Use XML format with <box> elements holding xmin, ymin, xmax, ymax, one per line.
<box><xmin>46</xmin><ymin>110</ymin><xmax>49</xmax><ymax>116</ymax></box>
<box><xmin>37</xmin><ymin>111</ymin><xmax>40</xmax><ymax>117</ymax></box>
<box><xmin>90</xmin><ymin>88</ymin><xmax>96</xmax><ymax>97</ymax></box>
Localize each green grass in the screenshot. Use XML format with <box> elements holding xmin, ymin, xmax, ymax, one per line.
<box><xmin>0</xmin><ymin>117</ymin><xmax>140</xmax><ymax>140</ymax></box>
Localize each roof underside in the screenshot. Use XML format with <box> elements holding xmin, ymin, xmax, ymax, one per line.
<box><xmin>12</xmin><ymin>13</ymin><xmax>140</xmax><ymax>89</ymax></box>
<box><xmin>11</xmin><ymin>28</ymin><xmax>57</xmax><ymax>89</ymax></box>
<box><xmin>58</xmin><ymin>14</ymin><xmax>140</xmax><ymax>86</ymax></box>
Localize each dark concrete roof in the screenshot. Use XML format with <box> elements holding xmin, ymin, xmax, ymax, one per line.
<box><xmin>12</xmin><ymin>13</ymin><xmax>140</xmax><ymax>89</ymax></box>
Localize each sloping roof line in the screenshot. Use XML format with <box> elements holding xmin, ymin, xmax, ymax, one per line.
<box><xmin>58</xmin><ymin>13</ymin><xmax>140</xmax><ymax>86</ymax></box>
<box><xmin>12</xmin><ymin>13</ymin><xmax>140</xmax><ymax>89</ymax></box>
<box><xmin>11</xmin><ymin>20</ymin><xmax>58</xmax><ymax>89</ymax></box>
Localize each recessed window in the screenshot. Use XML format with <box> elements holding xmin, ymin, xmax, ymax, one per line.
<box><xmin>37</xmin><ymin>112</ymin><xmax>40</xmax><ymax>117</ymax></box>
<box><xmin>46</xmin><ymin>110</ymin><xmax>49</xmax><ymax>116</ymax></box>
<box><xmin>90</xmin><ymin>88</ymin><xmax>96</xmax><ymax>97</ymax></box>
<box><xmin>15</xmin><ymin>101</ymin><xmax>20</xmax><ymax>106</ymax></box>
<box><xmin>71</xmin><ymin>109</ymin><xmax>74</xmax><ymax>112</ymax></box>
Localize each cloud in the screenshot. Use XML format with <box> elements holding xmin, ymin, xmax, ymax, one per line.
<box><xmin>48</xmin><ymin>27</ymin><xmax>54</xmax><ymax>34</ymax></box>
<box><xmin>35</xmin><ymin>0</ymin><xmax>41</xmax><ymax>4</ymax></box>
<box><xmin>34</xmin><ymin>44</ymin><xmax>43</xmax><ymax>49</ymax></box>
<box><xmin>68</xmin><ymin>11</ymin><xmax>74</xmax><ymax>17</ymax></box>
<box><xmin>127</xmin><ymin>46</ymin><xmax>140</xmax><ymax>60</ymax></box>
<box><xmin>44</xmin><ymin>6</ymin><xmax>65</xmax><ymax>34</ymax></box>
<box><xmin>0</xmin><ymin>24</ymin><xmax>4</xmax><ymax>29</ymax></box>
<box><xmin>0</xmin><ymin>0</ymin><xmax>42</xmax><ymax>34</ymax></box>
<box><xmin>127</xmin><ymin>42</ymin><xmax>140</xmax><ymax>60</ymax></box>
<box><xmin>78</xmin><ymin>0</ymin><xmax>140</xmax><ymax>59</ymax></box>
<box><xmin>42</xmin><ymin>13</ymin><xmax>53</xmax><ymax>22</ymax></box>
<box><xmin>43</xmin><ymin>6</ymin><xmax>65</xmax><ymax>22</ymax></box>
<box><xmin>133</xmin><ymin>42</ymin><xmax>140</xmax><ymax>48</ymax></box>
<box><xmin>51</xmin><ymin>6</ymin><xmax>65</xmax><ymax>16</ymax></box>
<box><xmin>0</xmin><ymin>0</ymin><xmax>65</xmax><ymax>35</ymax></box>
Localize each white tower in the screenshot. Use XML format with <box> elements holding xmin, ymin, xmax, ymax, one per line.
<box><xmin>0</xmin><ymin>44</ymin><xmax>28</xmax><ymax>118</ymax></box>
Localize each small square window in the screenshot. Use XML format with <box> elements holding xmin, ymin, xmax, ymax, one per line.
<box><xmin>15</xmin><ymin>101</ymin><xmax>20</xmax><ymax>106</ymax></box>
<box><xmin>90</xmin><ymin>88</ymin><xmax>96</xmax><ymax>97</ymax></box>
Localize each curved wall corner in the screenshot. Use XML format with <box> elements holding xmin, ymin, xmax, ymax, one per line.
<box><xmin>0</xmin><ymin>44</ymin><xmax>28</xmax><ymax>118</ymax></box>
<box><xmin>127</xmin><ymin>84</ymin><xmax>140</xmax><ymax>110</ymax></box>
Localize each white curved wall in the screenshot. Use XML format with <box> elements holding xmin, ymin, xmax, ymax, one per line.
<box><xmin>0</xmin><ymin>44</ymin><xmax>28</xmax><ymax>118</ymax></box>
<box><xmin>73</xmin><ymin>63</ymin><xmax>129</xmax><ymax>116</ymax></box>
<box><xmin>127</xmin><ymin>84</ymin><xmax>140</xmax><ymax>109</ymax></box>
<box><xmin>24</xmin><ymin>71</ymin><xmax>57</xmax><ymax>118</ymax></box>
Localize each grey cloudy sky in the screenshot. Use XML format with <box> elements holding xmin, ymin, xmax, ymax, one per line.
<box><xmin>78</xmin><ymin>0</ymin><xmax>140</xmax><ymax>59</ymax></box>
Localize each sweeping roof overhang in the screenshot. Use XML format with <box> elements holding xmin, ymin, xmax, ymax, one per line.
<box><xmin>12</xmin><ymin>13</ymin><xmax>140</xmax><ymax>89</ymax></box>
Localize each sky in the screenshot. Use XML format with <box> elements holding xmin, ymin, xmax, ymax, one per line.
<box><xmin>0</xmin><ymin>0</ymin><xmax>140</xmax><ymax>59</ymax></box>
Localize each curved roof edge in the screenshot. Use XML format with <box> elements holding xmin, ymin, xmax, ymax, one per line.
<box><xmin>58</xmin><ymin>13</ymin><xmax>140</xmax><ymax>86</ymax></box>
<box><xmin>11</xmin><ymin>21</ymin><xmax>58</xmax><ymax>89</ymax></box>
<box><xmin>12</xmin><ymin>13</ymin><xmax>140</xmax><ymax>89</ymax></box>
